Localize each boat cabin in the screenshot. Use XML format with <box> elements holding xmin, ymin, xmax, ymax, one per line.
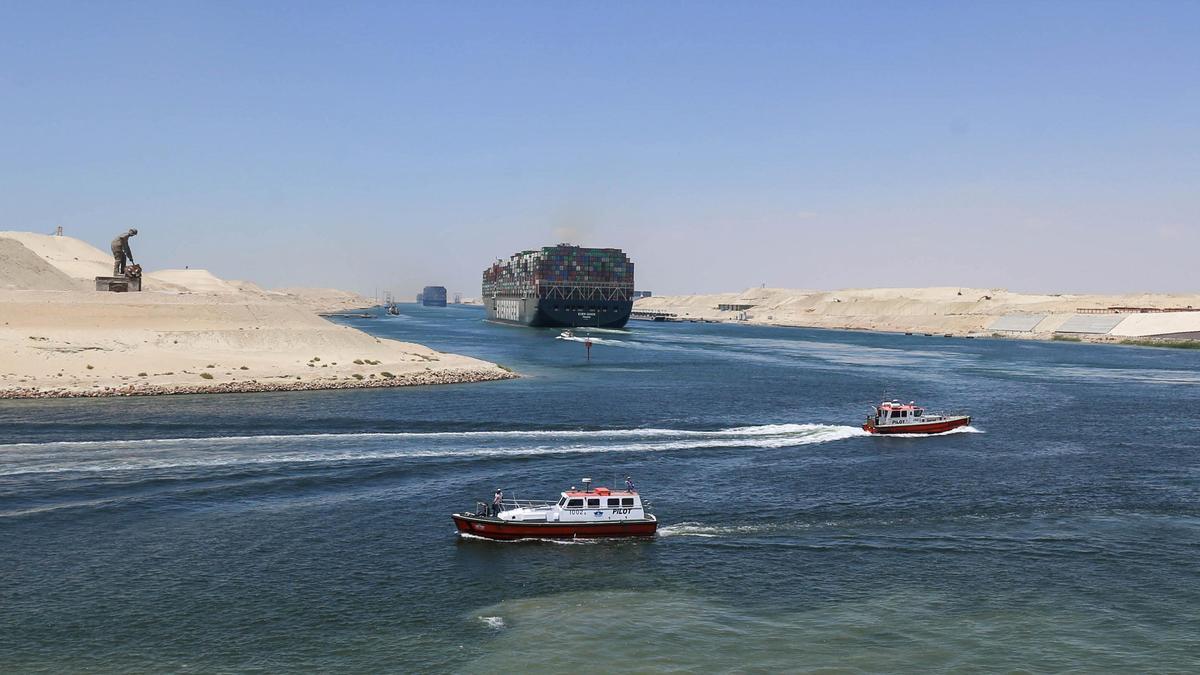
<box><xmin>868</xmin><ymin>400</ymin><xmax>947</xmax><ymax>427</ymax></box>
<box><xmin>495</xmin><ymin>478</ymin><xmax>647</xmax><ymax>523</ymax></box>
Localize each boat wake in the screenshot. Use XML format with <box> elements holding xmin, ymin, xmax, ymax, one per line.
<box><xmin>657</xmin><ymin>521</ymin><xmax>786</xmax><ymax>538</ymax></box>
<box><xmin>3</xmin><ymin>424</ymin><xmax>867</xmax><ymax>449</ymax></box>
<box><xmin>478</xmin><ymin>616</ymin><xmax>506</xmax><ymax>629</ymax></box>
<box><xmin>557</xmin><ymin>335</ymin><xmax>625</xmax><ymax>346</ymax></box>
<box><xmin>0</xmin><ymin>424</ymin><xmax>869</xmax><ymax>477</ymax></box>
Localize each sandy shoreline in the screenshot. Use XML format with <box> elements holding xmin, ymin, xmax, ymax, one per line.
<box><xmin>635</xmin><ymin>287</ymin><xmax>1200</xmax><ymax>342</ymax></box>
<box><xmin>1</xmin><ymin>231</ymin><xmax>516</xmax><ymax>398</ymax></box>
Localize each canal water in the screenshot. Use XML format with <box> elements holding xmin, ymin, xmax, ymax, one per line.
<box><xmin>2</xmin><ymin>304</ymin><xmax>1198</xmax><ymax>671</ymax></box>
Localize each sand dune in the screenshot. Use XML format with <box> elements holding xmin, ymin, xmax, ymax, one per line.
<box><xmin>0</xmin><ymin>231</ymin><xmax>514</xmax><ymax>398</ymax></box>
<box><xmin>143</xmin><ymin>268</ymin><xmax>242</xmax><ymax>294</ymax></box>
<box><xmin>0</xmin><ymin>238</ymin><xmax>81</xmax><ymax>291</ymax></box>
<box><xmin>0</xmin><ymin>230</ymin><xmax>115</xmax><ymax>281</ymax></box>
<box><xmin>274</xmin><ymin>287</ymin><xmax>379</xmax><ymax>313</ymax></box>
<box><xmin>0</xmin><ymin>231</ymin><xmax>368</xmax><ymax>305</ymax></box>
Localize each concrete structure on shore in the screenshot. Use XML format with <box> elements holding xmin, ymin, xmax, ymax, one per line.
<box><xmin>635</xmin><ymin>287</ymin><xmax>1200</xmax><ymax>342</ymax></box>
<box><xmin>0</xmin><ymin>231</ymin><xmax>516</xmax><ymax>398</ymax></box>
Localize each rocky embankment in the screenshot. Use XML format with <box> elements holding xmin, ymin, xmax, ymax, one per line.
<box><xmin>0</xmin><ymin>367</ymin><xmax>516</xmax><ymax>399</ymax></box>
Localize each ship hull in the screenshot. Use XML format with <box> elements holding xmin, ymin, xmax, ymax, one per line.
<box><xmin>864</xmin><ymin>416</ymin><xmax>972</xmax><ymax>435</ymax></box>
<box><xmin>484</xmin><ymin>296</ymin><xmax>632</xmax><ymax>328</ymax></box>
<box><xmin>452</xmin><ymin>514</ymin><xmax>657</xmax><ymax>540</ymax></box>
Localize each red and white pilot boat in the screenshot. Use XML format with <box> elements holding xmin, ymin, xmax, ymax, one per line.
<box><xmin>452</xmin><ymin>478</ymin><xmax>657</xmax><ymax>540</ymax></box>
<box><xmin>863</xmin><ymin>400</ymin><xmax>972</xmax><ymax>435</ymax></box>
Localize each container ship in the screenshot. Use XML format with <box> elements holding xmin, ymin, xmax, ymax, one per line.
<box><xmin>421</xmin><ymin>286</ymin><xmax>448</xmax><ymax>307</ymax></box>
<box><xmin>482</xmin><ymin>244</ymin><xmax>634</xmax><ymax>328</ymax></box>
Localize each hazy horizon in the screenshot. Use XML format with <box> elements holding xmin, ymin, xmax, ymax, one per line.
<box><xmin>3</xmin><ymin>2</ymin><xmax>1197</xmax><ymax>298</ymax></box>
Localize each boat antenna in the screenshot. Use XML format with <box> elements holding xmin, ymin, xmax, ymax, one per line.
<box><xmin>581</xmin><ymin>477</ymin><xmax>592</xmax><ymax>493</ymax></box>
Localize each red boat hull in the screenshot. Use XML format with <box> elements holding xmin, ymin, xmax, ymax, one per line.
<box><xmin>452</xmin><ymin>514</ymin><xmax>658</xmax><ymax>540</ymax></box>
<box><xmin>864</xmin><ymin>416</ymin><xmax>971</xmax><ymax>435</ymax></box>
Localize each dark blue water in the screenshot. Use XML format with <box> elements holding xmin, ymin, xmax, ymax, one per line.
<box><xmin>3</xmin><ymin>304</ymin><xmax>1199</xmax><ymax>672</ymax></box>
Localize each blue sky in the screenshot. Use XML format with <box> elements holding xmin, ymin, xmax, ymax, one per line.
<box><xmin>2</xmin><ymin>1</ymin><xmax>1197</xmax><ymax>297</ymax></box>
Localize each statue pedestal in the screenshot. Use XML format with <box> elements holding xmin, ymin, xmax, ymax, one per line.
<box><xmin>95</xmin><ymin>276</ymin><xmax>142</xmax><ymax>292</ymax></box>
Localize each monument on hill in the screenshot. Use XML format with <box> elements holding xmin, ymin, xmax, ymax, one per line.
<box><xmin>95</xmin><ymin>228</ymin><xmax>142</xmax><ymax>292</ymax></box>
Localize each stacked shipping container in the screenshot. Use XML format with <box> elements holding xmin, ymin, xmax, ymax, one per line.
<box><xmin>482</xmin><ymin>244</ymin><xmax>634</xmax><ymax>300</ymax></box>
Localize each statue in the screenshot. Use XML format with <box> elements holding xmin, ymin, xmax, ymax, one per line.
<box><xmin>111</xmin><ymin>228</ymin><xmax>137</xmax><ymax>276</ymax></box>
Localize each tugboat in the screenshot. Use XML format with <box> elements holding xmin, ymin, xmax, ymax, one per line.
<box><xmin>863</xmin><ymin>400</ymin><xmax>972</xmax><ymax>435</ymax></box>
<box><xmin>452</xmin><ymin>478</ymin><xmax>657</xmax><ymax>540</ymax></box>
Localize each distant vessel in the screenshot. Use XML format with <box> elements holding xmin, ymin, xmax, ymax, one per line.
<box><xmin>556</xmin><ymin>329</ymin><xmax>575</xmax><ymax>340</ymax></box>
<box><xmin>422</xmin><ymin>286</ymin><xmax>447</xmax><ymax>307</ymax></box>
<box><xmin>382</xmin><ymin>292</ymin><xmax>399</xmax><ymax>315</ymax></box>
<box><xmin>482</xmin><ymin>244</ymin><xmax>634</xmax><ymax>328</ymax></box>
<box><xmin>863</xmin><ymin>401</ymin><xmax>972</xmax><ymax>435</ymax></box>
<box><xmin>452</xmin><ymin>478</ymin><xmax>657</xmax><ymax>540</ymax></box>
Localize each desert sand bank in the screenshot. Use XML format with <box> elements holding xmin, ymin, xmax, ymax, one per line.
<box><xmin>635</xmin><ymin>287</ymin><xmax>1200</xmax><ymax>341</ymax></box>
<box><xmin>0</xmin><ymin>232</ymin><xmax>515</xmax><ymax>398</ymax></box>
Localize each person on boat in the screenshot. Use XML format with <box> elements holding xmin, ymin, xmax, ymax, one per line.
<box><xmin>491</xmin><ymin>489</ymin><xmax>503</xmax><ymax>517</ymax></box>
<box><xmin>625</xmin><ymin>476</ymin><xmax>636</xmax><ymax>492</ymax></box>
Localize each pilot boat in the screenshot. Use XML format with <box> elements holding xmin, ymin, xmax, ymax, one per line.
<box><xmin>863</xmin><ymin>400</ymin><xmax>971</xmax><ymax>435</ymax></box>
<box><xmin>452</xmin><ymin>478</ymin><xmax>657</xmax><ymax>540</ymax></box>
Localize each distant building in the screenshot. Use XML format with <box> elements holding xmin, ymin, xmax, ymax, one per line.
<box><xmin>422</xmin><ymin>286</ymin><xmax>448</xmax><ymax>307</ymax></box>
<box><xmin>453</xmin><ymin>292</ymin><xmax>462</xmax><ymax>304</ymax></box>
<box><xmin>632</xmin><ymin>290</ymin><xmax>653</xmax><ymax>299</ymax></box>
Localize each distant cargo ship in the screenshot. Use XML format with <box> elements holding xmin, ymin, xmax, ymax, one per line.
<box><xmin>422</xmin><ymin>286</ymin><xmax>448</xmax><ymax>307</ymax></box>
<box><xmin>482</xmin><ymin>244</ymin><xmax>634</xmax><ymax>328</ymax></box>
